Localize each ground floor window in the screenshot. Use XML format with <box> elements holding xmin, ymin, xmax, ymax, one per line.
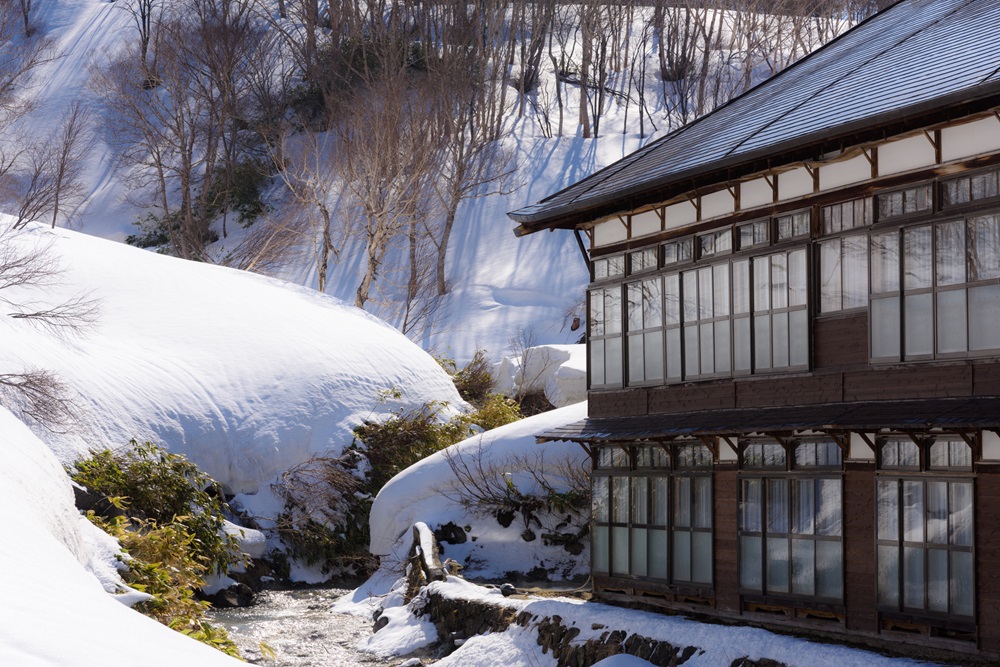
<box><xmin>592</xmin><ymin>443</ymin><xmax>713</xmax><ymax>586</ymax></box>
<box><xmin>876</xmin><ymin>477</ymin><xmax>974</xmax><ymax>618</ymax></box>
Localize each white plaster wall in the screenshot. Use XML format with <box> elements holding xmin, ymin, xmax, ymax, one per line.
<box><xmin>879</xmin><ymin>134</ymin><xmax>937</xmax><ymax>175</ymax></box>
<box><xmin>983</xmin><ymin>430</ymin><xmax>1000</xmax><ymax>461</ymax></box>
<box><xmin>630</xmin><ymin>208</ymin><xmax>662</xmax><ymax>238</ymax></box>
<box><xmin>942</xmin><ymin>115</ymin><xmax>1000</xmax><ymax>162</ymax></box>
<box><xmin>719</xmin><ymin>440</ymin><xmax>738</xmax><ymax>461</ymax></box>
<box><xmin>819</xmin><ymin>154</ymin><xmax>871</xmax><ymax>190</ymax></box>
<box><xmin>778</xmin><ymin>167</ymin><xmax>814</xmax><ymax>200</ymax></box>
<box><xmin>740</xmin><ymin>178</ymin><xmax>773</xmax><ymax>210</ymax></box>
<box><xmin>701</xmin><ymin>189</ymin><xmax>735</xmax><ymax>220</ymax></box>
<box><xmin>665</xmin><ymin>201</ymin><xmax>698</xmax><ymax>231</ymax></box>
<box><xmin>848</xmin><ymin>433</ymin><xmax>875</xmax><ymax>461</ymax></box>
<box><xmin>593</xmin><ymin>217</ymin><xmax>627</xmax><ymax>247</ymax></box>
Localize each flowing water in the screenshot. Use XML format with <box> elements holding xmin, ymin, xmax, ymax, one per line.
<box><xmin>209</xmin><ymin>588</ymin><xmax>407</xmax><ymax>666</ymax></box>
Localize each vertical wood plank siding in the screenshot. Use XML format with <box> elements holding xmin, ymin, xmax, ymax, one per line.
<box><xmin>713</xmin><ymin>464</ymin><xmax>740</xmax><ymax>612</ymax></box>
<box><xmin>844</xmin><ymin>462</ymin><xmax>878</xmax><ymax>633</ymax></box>
<box><xmin>976</xmin><ymin>464</ymin><xmax>1000</xmax><ymax>652</ymax></box>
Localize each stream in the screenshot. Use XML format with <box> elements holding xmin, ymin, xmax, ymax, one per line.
<box><xmin>209</xmin><ymin>588</ymin><xmax>410</xmax><ymax>666</ymax></box>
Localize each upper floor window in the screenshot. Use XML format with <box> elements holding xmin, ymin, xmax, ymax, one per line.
<box><xmin>589</xmin><ymin>286</ymin><xmax>623</xmax><ymax>387</ymax></box>
<box><xmin>662</xmin><ymin>238</ymin><xmax>694</xmax><ymax>266</ymax></box>
<box><xmin>876</xmin><ymin>184</ymin><xmax>932</xmax><ymax>221</ymax></box>
<box><xmin>698</xmin><ymin>229</ymin><xmax>732</xmax><ymax>258</ymax></box>
<box><xmin>818</xmin><ymin>233</ymin><xmax>868</xmax><ymax>313</ymax></box>
<box><xmin>776</xmin><ymin>211</ymin><xmax>810</xmax><ymax>241</ymax></box>
<box><xmin>593</xmin><ymin>255</ymin><xmax>624</xmax><ymax>281</ymax></box>
<box><xmin>941</xmin><ymin>167</ymin><xmax>1000</xmax><ymax>209</ymax></box>
<box><xmin>822</xmin><ymin>197</ymin><xmax>872</xmax><ymax>235</ymax></box>
<box><xmin>738</xmin><ymin>219</ymin><xmax>769</xmax><ymax>249</ymax></box>
<box><xmin>629</xmin><ymin>248</ymin><xmax>657</xmax><ymax>274</ymax></box>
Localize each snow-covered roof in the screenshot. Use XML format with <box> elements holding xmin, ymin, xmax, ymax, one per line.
<box><xmin>509</xmin><ymin>0</ymin><xmax>1000</xmax><ymax>233</ymax></box>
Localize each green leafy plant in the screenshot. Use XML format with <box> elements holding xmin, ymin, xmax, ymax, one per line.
<box><xmin>71</xmin><ymin>440</ymin><xmax>244</xmax><ymax>575</ymax></box>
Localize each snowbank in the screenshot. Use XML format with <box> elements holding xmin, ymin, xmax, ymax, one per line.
<box><xmin>369</xmin><ymin>402</ymin><xmax>589</xmax><ymax>580</ymax></box>
<box><xmin>0</xmin><ymin>407</ymin><xmax>241</xmax><ymax>666</ymax></box>
<box><xmin>0</xmin><ymin>222</ymin><xmax>464</xmax><ymax>494</ymax></box>
<box><xmin>492</xmin><ymin>344</ymin><xmax>587</xmax><ymax>408</ymax></box>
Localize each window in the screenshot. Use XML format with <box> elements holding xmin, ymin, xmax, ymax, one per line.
<box><xmin>738</xmin><ymin>220</ymin><xmax>769</xmax><ymax>249</ymax></box>
<box><xmin>751</xmin><ymin>248</ymin><xmax>808</xmax><ymax>370</ymax></box>
<box><xmin>739</xmin><ymin>441</ymin><xmax>843</xmax><ymax>601</ymax></box>
<box><xmin>589</xmin><ymin>286</ymin><xmax>623</xmax><ymax>386</ymax></box>
<box><xmin>876</xmin><ymin>437</ymin><xmax>974</xmax><ymax>620</ymax></box>
<box><xmin>776</xmin><ymin>211</ymin><xmax>810</xmax><ymax>241</ymax></box>
<box><xmin>662</xmin><ymin>238</ymin><xmax>694</xmax><ymax>266</ymax></box>
<box><xmin>942</xmin><ymin>167</ymin><xmax>1000</xmax><ymax>208</ymax></box>
<box><xmin>626</xmin><ymin>278</ymin><xmax>664</xmax><ymax>384</ymax></box>
<box><xmin>591</xmin><ymin>443</ymin><xmax>712</xmax><ymax>587</ymax></box>
<box><xmin>822</xmin><ymin>197</ymin><xmax>872</xmax><ymax>235</ymax></box>
<box><xmin>593</xmin><ymin>255</ymin><xmax>625</xmax><ymax>281</ymax></box>
<box><xmin>819</xmin><ymin>234</ymin><xmax>868</xmax><ymax>312</ymax></box>
<box><xmin>876</xmin><ymin>184</ymin><xmax>932</xmax><ymax>221</ymax></box>
<box><xmin>698</xmin><ymin>229</ymin><xmax>732</xmax><ymax>258</ymax></box>
<box><xmin>681</xmin><ymin>263</ymin><xmax>732</xmax><ymax>378</ymax></box>
<box><xmin>870</xmin><ymin>212</ymin><xmax>1000</xmax><ymax>361</ymax></box>
<box><xmin>629</xmin><ymin>248</ymin><xmax>657</xmax><ymax>274</ymax></box>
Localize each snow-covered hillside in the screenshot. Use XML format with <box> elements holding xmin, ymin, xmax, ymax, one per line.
<box><xmin>0</xmin><ymin>222</ymin><xmax>463</xmax><ymax>493</ymax></box>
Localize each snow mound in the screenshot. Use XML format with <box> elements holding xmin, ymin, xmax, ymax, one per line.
<box><xmin>369</xmin><ymin>402</ymin><xmax>589</xmax><ymax>580</ymax></box>
<box><xmin>0</xmin><ymin>406</ymin><xmax>241</xmax><ymax>666</ymax></box>
<box><xmin>492</xmin><ymin>344</ymin><xmax>587</xmax><ymax>408</ymax></box>
<box><xmin>0</xmin><ymin>222</ymin><xmax>464</xmax><ymax>493</ymax></box>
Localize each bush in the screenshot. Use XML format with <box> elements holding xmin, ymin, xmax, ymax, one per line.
<box><xmin>92</xmin><ymin>513</ymin><xmax>241</xmax><ymax>658</ymax></box>
<box><xmin>452</xmin><ymin>350</ymin><xmax>496</xmax><ymax>408</ymax></box>
<box><xmin>467</xmin><ymin>394</ymin><xmax>521</xmax><ymax>431</ymax></box>
<box><xmin>70</xmin><ymin>440</ymin><xmax>244</xmax><ymax>575</ymax></box>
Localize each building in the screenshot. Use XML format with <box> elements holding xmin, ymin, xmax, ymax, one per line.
<box><xmin>508</xmin><ymin>0</ymin><xmax>1000</xmax><ymax>658</ymax></box>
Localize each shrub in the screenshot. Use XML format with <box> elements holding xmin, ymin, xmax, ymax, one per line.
<box><xmin>452</xmin><ymin>349</ymin><xmax>496</xmax><ymax>408</ymax></box>
<box><xmin>91</xmin><ymin>513</ymin><xmax>241</xmax><ymax>658</ymax></box>
<box><xmin>71</xmin><ymin>440</ymin><xmax>244</xmax><ymax>575</ymax></box>
<box><xmin>467</xmin><ymin>394</ymin><xmax>521</xmax><ymax>431</ymax></box>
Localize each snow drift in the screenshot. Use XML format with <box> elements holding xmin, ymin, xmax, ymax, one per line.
<box><xmin>0</xmin><ymin>222</ymin><xmax>464</xmax><ymax>493</ymax></box>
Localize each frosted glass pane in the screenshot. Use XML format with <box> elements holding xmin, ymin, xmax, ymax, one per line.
<box><xmin>771</xmin><ymin>253</ymin><xmax>788</xmax><ymax>309</ymax></box>
<box><xmin>937</xmin><ymin>290</ymin><xmax>967</xmax><ymax>354</ymax></box>
<box><xmin>694</xmin><ymin>477</ymin><xmax>712</xmax><ymax>528</ymax></box>
<box><xmin>951</xmin><ymin>551</ymin><xmax>974</xmax><ymax>617</ymax></box>
<box><xmin>605</xmin><ymin>336</ymin><xmax>622</xmax><ymax>386</ymax></box>
<box><xmin>612</xmin><ymin>526</ymin><xmax>629</xmax><ymax>575</ymax></box>
<box><xmin>631</xmin><ymin>528</ymin><xmax>648</xmax><ymax>577</ymax></box>
<box><xmin>664</xmin><ymin>274</ymin><xmax>681</xmax><ymax>325</ymax></box>
<box><xmin>843</xmin><ymin>235</ymin><xmax>869</xmax><ymax>309</ymax></box>
<box><xmin>767</xmin><ymin>479</ymin><xmax>789</xmax><ymax>534</ymax></box>
<box><xmin>789</xmin><ymin>249</ymin><xmax>807</xmax><ymax>307</ymax></box>
<box><xmin>950</xmin><ymin>482</ymin><xmax>974</xmax><ymax>547</ymax></box>
<box><xmin>767</xmin><ymin>539</ymin><xmax>789</xmax><ymax>594</ymax></box>
<box><xmin>877</xmin><ymin>480</ymin><xmax>898</xmax><ymax>540</ymax></box>
<box><xmin>627</xmin><ymin>283</ymin><xmax>644</xmax><ymax>331</ymax></box>
<box><xmin>628</xmin><ymin>334</ymin><xmax>645</xmax><ymax>384</ymax></box>
<box><xmin>683</xmin><ymin>271</ymin><xmax>698</xmax><ymax>321</ymax></box>
<box><xmin>871</xmin><ymin>296</ymin><xmax>900</xmax><ymax>358</ymax></box>
<box><xmin>905</xmin><ymin>226</ymin><xmax>933</xmax><ymax>289</ymax></box>
<box><xmin>700</xmin><ymin>323</ymin><xmax>714</xmax><ymax>374</ymax></box>
<box><xmin>816</xmin><ymin>479</ymin><xmax>842</xmax><ymax>537</ymax></box>
<box><xmin>644</xmin><ymin>331</ymin><xmax>664</xmax><ymax>381</ymax></box>
<box><xmin>605</xmin><ymin>289</ymin><xmax>622</xmax><ymax>334</ymax></box>
<box><xmin>673</xmin><ymin>531</ymin><xmax>691</xmax><ymax>582</ymax></box>
<box><xmin>740</xmin><ymin>535</ymin><xmax>763</xmax><ymax>591</ymax></box>
<box><xmin>733</xmin><ymin>260</ymin><xmax>750</xmax><ymax>314</ymax></box>
<box><xmin>936</xmin><ymin>221</ymin><xmax>966</xmax><ymax>286</ymax></box>
<box><xmin>816</xmin><ymin>540</ymin><xmax>843</xmax><ymax>599</ymax></box>
<box><xmin>969</xmin><ymin>284</ymin><xmax>1000</xmax><ymax>351</ymax></box>
<box><xmin>652</xmin><ymin>477</ymin><xmax>669</xmax><ymax>525</ymax></box>
<box><xmin>714</xmin><ymin>263</ymin><xmax>730</xmax><ymax>317</ymax></box>
<box><xmin>699</xmin><ymin>268</ymin><xmax>713</xmax><ymax>319</ymax></box>
<box><xmin>648</xmin><ymin>529</ymin><xmax>668</xmax><ymax>579</ymax></box>
<box><xmin>593</xmin><ymin>477</ymin><xmax>609</xmax><ymax>522</ymax></box>
<box><xmin>903</xmin><ymin>481</ymin><xmax>924</xmax><ymax>542</ymax></box>
<box><xmin>715</xmin><ymin>322</ymin><xmax>731</xmax><ymax>372</ymax></box>
<box><xmin>871</xmin><ymin>232</ymin><xmax>900</xmax><ymax>293</ymax></box>
<box><xmin>632</xmin><ymin>477</ymin><xmax>648</xmax><ymax>524</ymax></box>
<box><xmin>793</xmin><ymin>479</ymin><xmax>815</xmax><ymax>535</ymax></box>
<box><xmin>772</xmin><ymin>312</ymin><xmax>789</xmax><ymax>368</ymax></box>
<box><xmin>674</xmin><ymin>477</ymin><xmax>691</xmax><ymax>527</ymax></box>
<box><xmin>926</xmin><ymin>481</ymin><xmax>948</xmax><ymax>544</ymax></box>
<box><xmin>878</xmin><ymin>545</ymin><xmax>899</xmax><ymax>607</ymax></box>
<box><xmin>754</xmin><ymin>257</ymin><xmax>771</xmax><ymax>310</ymax></box>
<box><xmin>645</xmin><ymin>279</ymin><xmax>663</xmax><ymax>327</ymax></box>
<box><xmin>666</xmin><ymin>328</ymin><xmax>682</xmax><ymax>379</ymax></box>
<box><xmin>969</xmin><ymin>213</ymin><xmax>1000</xmax><ymax>280</ymax></box>
<box><xmin>903</xmin><ymin>546</ymin><xmax>924</xmax><ymax>609</ymax></box>
<box><xmin>755</xmin><ymin>316</ymin><xmax>771</xmax><ymax>369</ymax></box>
<box><xmin>790</xmin><ymin>310</ymin><xmax>808</xmax><ymax>367</ymax></box>
<box><xmin>741</xmin><ymin>479</ymin><xmax>762</xmax><ymax>532</ymax></box>
<box><xmin>819</xmin><ymin>240</ymin><xmax>842</xmax><ymax>312</ymax></box>
<box><xmin>685</xmin><ymin>325</ymin><xmax>699</xmax><ymax>376</ymax></box>
<box><xmin>927</xmin><ymin>548</ymin><xmax>948</xmax><ymax>613</ymax></box>
<box><xmin>734</xmin><ymin>317</ymin><xmax>751</xmax><ymax>372</ymax></box>
<box><xmin>905</xmin><ymin>293</ymin><xmax>933</xmax><ymax>356</ymax></box>
<box><xmin>613</xmin><ymin>477</ymin><xmax>629</xmax><ymax>523</ymax></box>
<box><xmin>593</xmin><ymin>526</ymin><xmax>609</xmax><ymax>573</ymax></box>
<box><xmin>692</xmin><ymin>532</ymin><xmax>713</xmax><ymax>584</ymax></box>
<box><xmin>590</xmin><ymin>340</ymin><xmax>605</xmax><ymax>386</ymax></box>
<box><xmin>791</xmin><ymin>538</ymin><xmax>815</xmax><ymax>596</ymax></box>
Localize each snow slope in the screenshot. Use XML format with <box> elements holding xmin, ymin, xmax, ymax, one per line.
<box><xmin>369</xmin><ymin>402</ymin><xmax>590</xmax><ymax>580</ymax></box>
<box><xmin>0</xmin><ymin>406</ymin><xmax>242</xmax><ymax>667</ymax></box>
<box><xmin>0</xmin><ymin>222</ymin><xmax>464</xmax><ymax>493</ymax></box>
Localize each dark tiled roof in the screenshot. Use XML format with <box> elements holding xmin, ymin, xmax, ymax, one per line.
<box><xmin>536</xmin><ymin>397</ymin><xmax>1000</xmax><ymax>442</ymax></box>
<box><xmin>510</xmin><ymin>0</ymin><xmax>1000</xmax><ymax>231</ymax></box>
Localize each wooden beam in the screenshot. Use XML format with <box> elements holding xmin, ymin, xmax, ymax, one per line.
<box><xmin>856</xmin><ymin>432</ymin><xmax>877</xmax><ymax>450</ymax></box>
<box><xmin>720</xmin><ymin>435</ymin><xmax>739</xmax><ymax>457</ymax></box>
<box><xmin>922</xmin><ymin>130</ymin><xmax>939</xmax><ymax>151</ymax></box>
<box><xmin>697</xmin><ymin>435</ymin><xmax>718</xmax><ymax>459</ymax></box>
<box><xmin>825</xmin><ymin>431</ymin><xmax>850</xmax><ymax>455</ymax></box>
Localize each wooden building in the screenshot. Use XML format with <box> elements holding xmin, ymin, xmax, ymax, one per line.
<box><xmin>508</xmin><ymin>0</ymin><xmax>1000</xmax><ymax>658</ymax></box>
